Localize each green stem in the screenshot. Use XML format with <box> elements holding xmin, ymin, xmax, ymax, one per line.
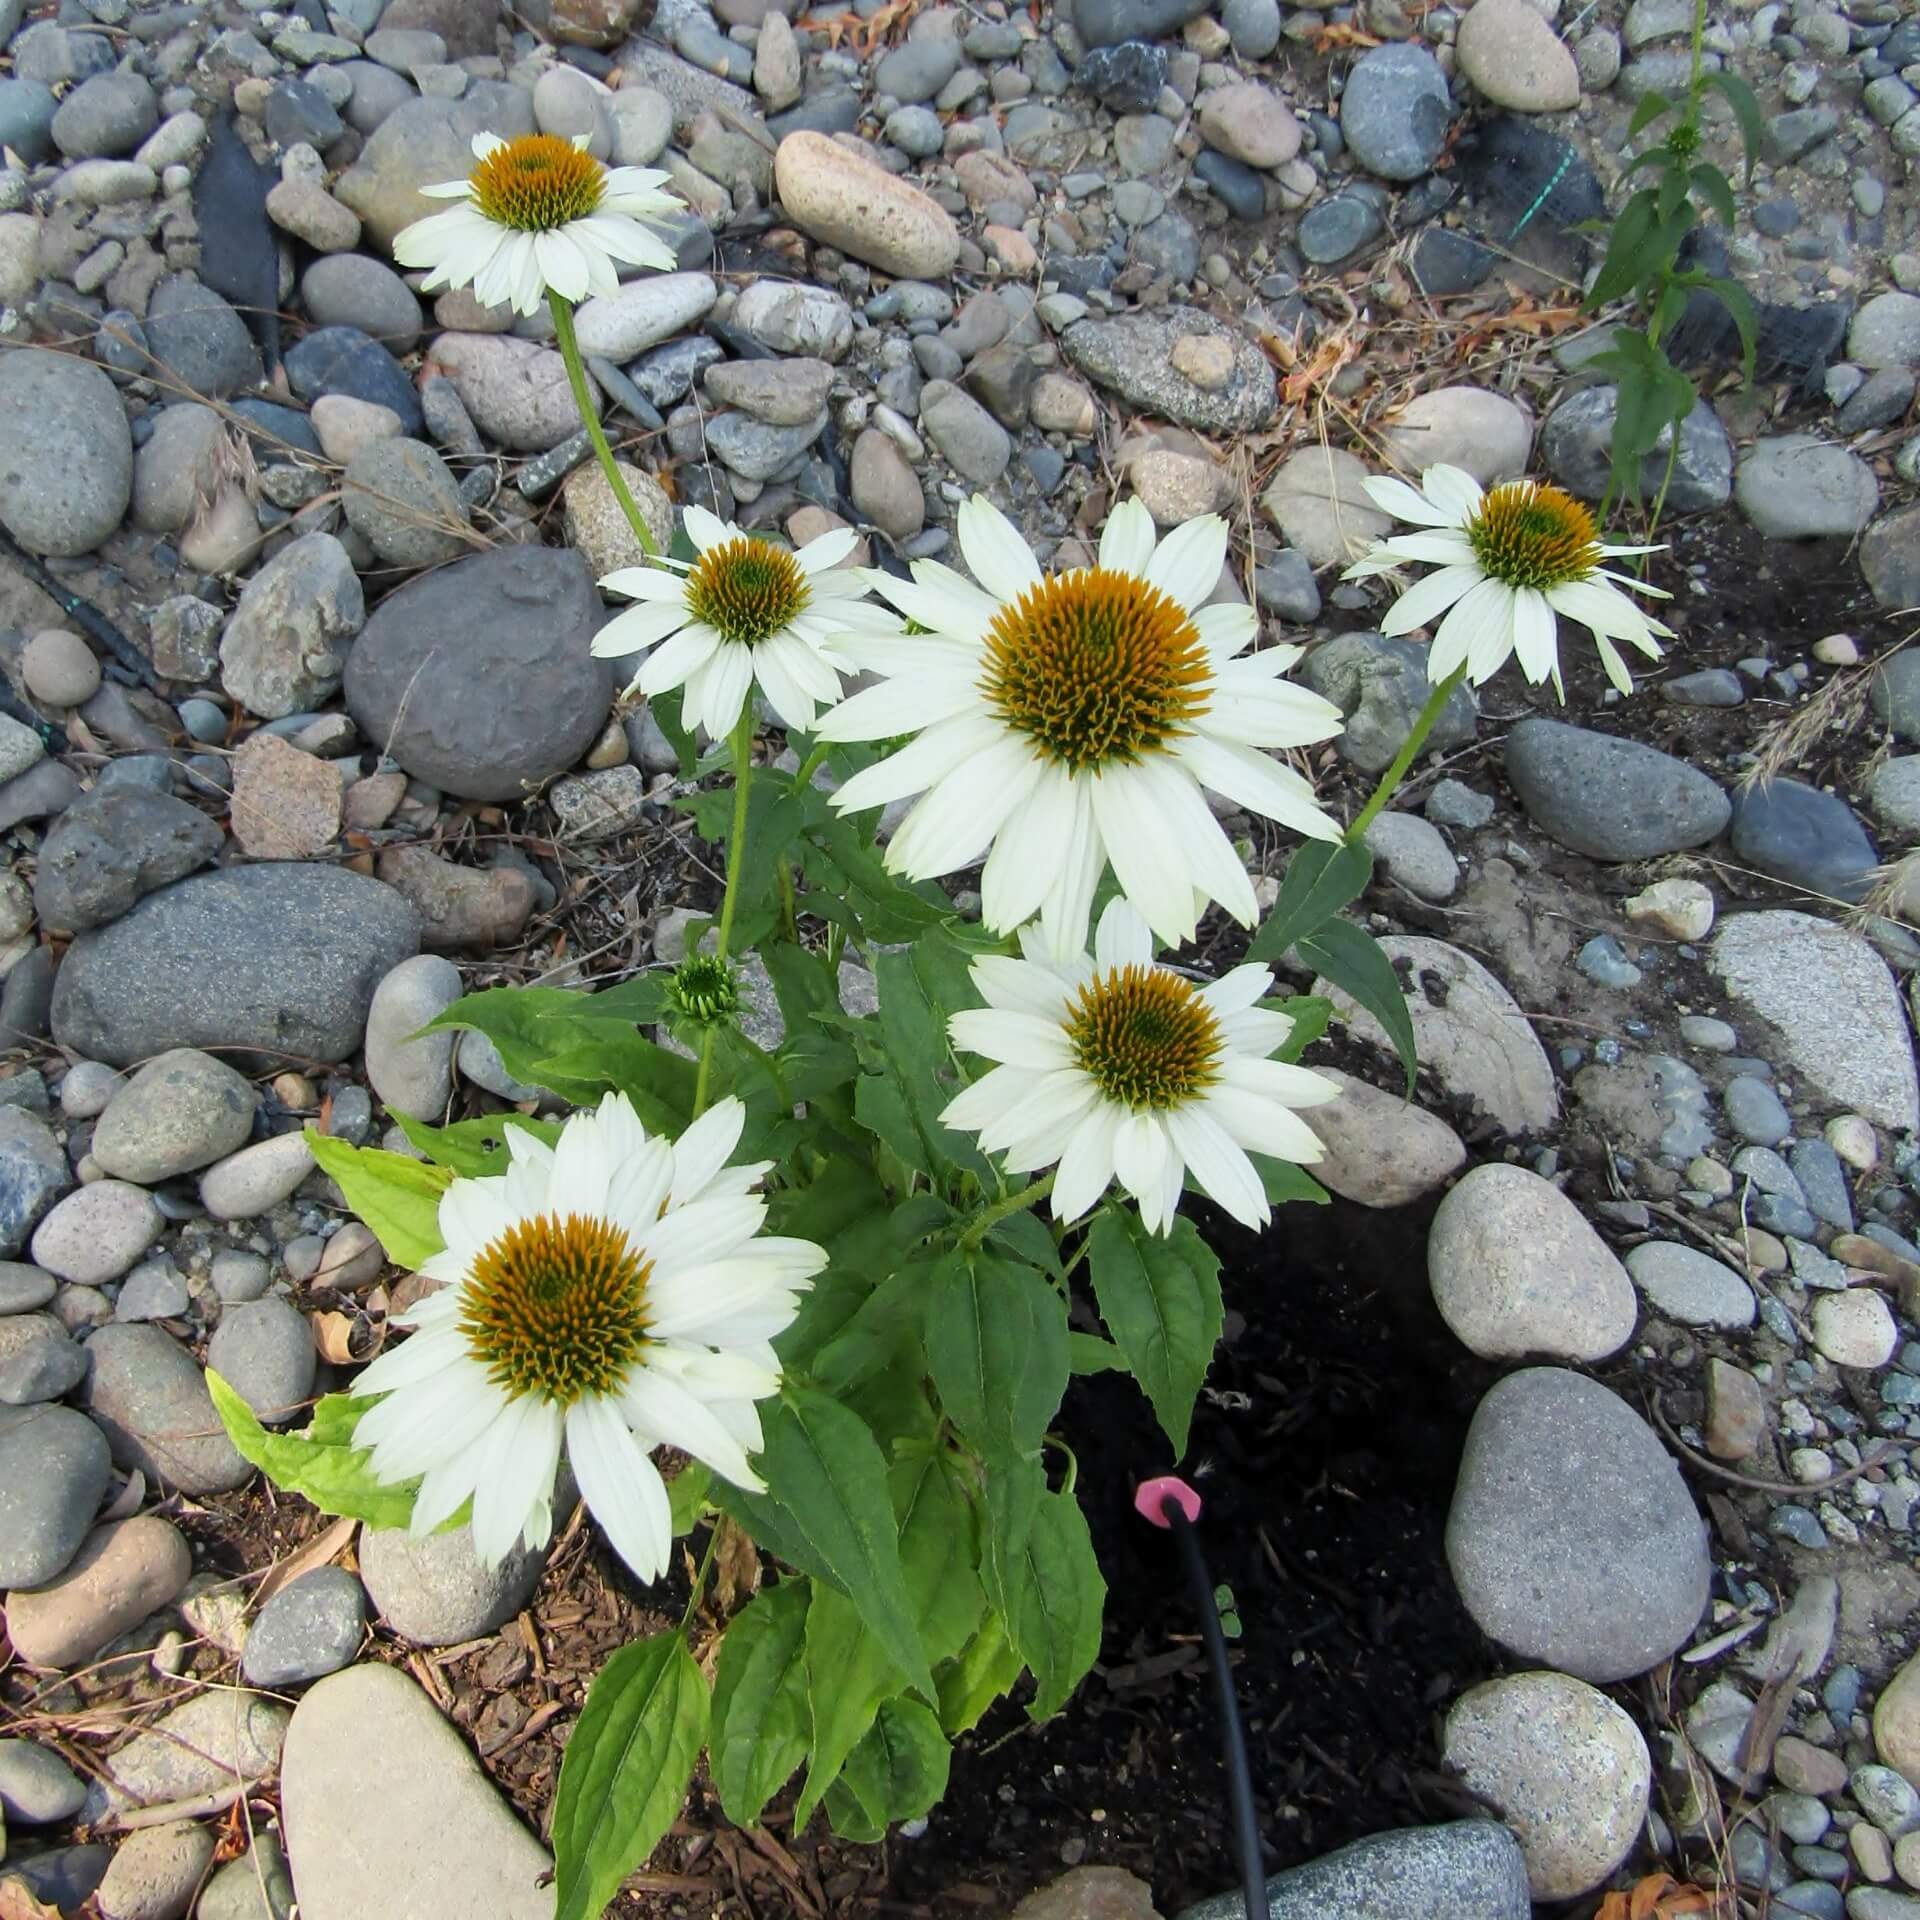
<box><xmin>958</xmin><ymin>1171</ymin><xmax>1057</xmax><ymax>1253</ymax></box>
<box><xmin>691</xmin><ymin>712</ymin><xmax>756</xmax><ymax>1118</ymax></box>
<box><xmin>1346</xmin><ymin>661</ymin><xmax>1471</xmax><ymax>842</ymax></box>
<box><xmin>547</xmin><ymin>290</ymin><xmax>661</xmax><ymax>562</ymax></box>
<box><xmin>679</xmin><ymin>1522</ymin><xmax>722</xmax><ymax>1630</ymax></box>
<box><xmin>776</xmin><ymin>855</ymin><xmax>798</xmax><ymax>943</ymax></box>
<box><xmin>1684</xmin><ymin>0</ymin><xmax>1708</xmax><ymax>121</ymax></box>
<box><xmin>793</xmin><ymin>740</ymin><xmax>832</xmax><ymax>791</ymax></box>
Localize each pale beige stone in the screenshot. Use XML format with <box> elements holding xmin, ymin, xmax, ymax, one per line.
<box><xmin>773</xmin><ymin>130</ymin><xmax>959</xmax><ymax>279</ymax></box>
<box><xmin>1306</xmin><ymin>1067</ymin><xmax>1467</xmax><ymax>1208</ymax></box>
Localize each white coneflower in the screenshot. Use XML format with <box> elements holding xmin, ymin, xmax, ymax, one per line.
<box><xmin>1342</xmin><ymin>464</ymin><xmax>1672</xmax><ymax>695</ymax></box>
<box><xmin>593</xmin><ymin>505</ymin><xmax>901</xmax><ymax>739</ymax></box>
<box><xmin>393</xmin><ymin>131</ymin><xmax>684</xmax><ymax>317</ymax></box>
<box><xmin>816</xmin><ymin>495</ymin><xmax>1345</xmax><ymax>961</ymax></box>
<box><xmin>942</xmin><ymin>899</ymin><xmax>1337</xmax><ymax>1234</ymax></box>
<box><xmin>350</xmin><ymin>1094</ymin><xmax>822</xmax><ymax>1582</ymax></box>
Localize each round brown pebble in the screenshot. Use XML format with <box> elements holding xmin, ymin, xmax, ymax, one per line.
<box><xmin>21</xmin><ymin>629</ymin><xmax>101</xmax><ymax>708</ymax></box>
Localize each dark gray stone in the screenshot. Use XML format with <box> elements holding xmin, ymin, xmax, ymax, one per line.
<box><xmin>1728</xmin><ymin>778</ymin><xmax>1878</xmax><ymax>904</ymax></box>
<box><xmin>1505</xmin><ymin>717</ymin><xmax>1730</xmax><ymax>861</ymax></box>
<box><xmin>0</xmin><ymin>947</ymin><xmax>56</xmax><ymax>1046</ymax></box>
<box><xmin>1409</xmin><ymin>226</ymin><xmax>1495</xmax><ymax>296</ymax></box>
<box><xmin>0</xmin><ymin>1330</ymin><xmax>89</xmax><ymax>1405</ymax></box>
<box><xmin>50</xmin><ymin>70</ymin><xmax>157</xmax><ymax>158</ymax></box>
<box><xmin>1071</xmin><ymin>0</ymin><xmax>1207</xmax><ymax>46</ymax></box>
<box><xmin>0</xmin><ymin>1108</ymin><xmax>69</xmax><ymax>1257</ymax></box>
<box><xmin>51</xmin><ymin>863</ymin><xmax>420</xmax><ymax>1069</ymax></box>
<box><xmin>1192</xmin><ymin>148</ymin><xmax>1265</xmax><ymax>222</ymax></box>
<box><xmin>5</xmin><ymin>1844</ymin><xmax>110</xmax><ymax>1911</ymax></box>
<box><xmin>0</xmin><ymin>1737</ymin><xmax>87</xmax><ymax>1824</ymax></box>
<box><xmin>0</xmin><ymin>77</ymin><xmax>59</xmax><ymax>163</ymax></box>
<box><xmin>344</xmin><ymin>546</ymin><xmax>613</xmax><ymax>803</ymax></box>
<box><xmin>144</xmin><ymin>272</ymin><xmax>263</xmax><ymax>399</ymax></box>
<box><xmin>1297</xmin><ymin>632</ymin><xmax>1478</xmax><ymax>775</ymax></box>
<box><xmin>1873</xmin><ymin>650</ymin><xmax>1920</xmax><ymax>740</ymax></box>
<box><xmin>0</xmin><ymin>348</ymin><xmax>133</xmax><ymax>558</ymax></box>
<box><xmin>1664</xmin><ymin>668</ymin><xmax>1745</xmax><ymax>707</ymax></box>
<box><xmin>1299</xmin><ymin>192</ymin><xmax>1385</xmax><ymax>264</ymax></box>
<box><xmin>1539</xmin><ymin>386</ymin><xmax>1733</xmax><ymax>511</ymax></box>
<box><xmin>241</xmin><ymin>1566</ymin><xmax>367</xmax><ymax>1687</ymax></box>
<box><xmin>285</xmin><ymin>324</ymin><xmax>424</xmax><ymax>433</ymax></box>
<box><xmin>33</xmin><ymin>788</ymin><xmax>223</xmax><ymax>933</ymax></box>
<box><xmin>1063</xmin><ymin>308</ymin><xmax>1275</xmax><ymax>433</ymax></box>
<box><xmin>1251</xmin><ymin>550</ymin><xmax>1320</xmax><ymax>623</ymax></box>
<box><xmin>1178</xmin><ymin>1822</ymin><xmax>1530</xmax><ymax>1920</ymax></box>
<box><xmin>230</xmin><ymin>397</ymin><xmax>324</xmax><ymax>457</ymax></box>
<box><xmin>0</xmin><ymin>1403</ymin><xmax>112</xmax><ymax>1587</ymax></box>
<box><xmin>359</xmin><ymin>1516</ymin><xmax>552</xmax><ymax>1646</ymax></box>
<box><xmin>205</xmin><ymin>1294</ymin><xmax>316</xmax><ymax>1424</ymax></box>
<box><xmin>1075</xmin><ymin>39</ymin><xmax>1167</xmax><ymax>111</ymax></box>
<box><xmin>630</xmin><ymin>334</ymin><xmax>726</xmax><ymax>409</ymax></box>
<box><xmin>264</xmin><ymin>76</ymin><xmax>344</xmax><ymax>150</ymax></box>
<box><xmin>81</xmin><ymin>1323</ymin><xmax>252</xmax><ymax>1493</ymax></box>
<box><xmin>1790</xmin><ymin>1139</ymin><xmax>1854</xmax><ymax>1232</ymax></box>
<box><xmin>1447</xmin><ymin>1367</ymin><xmax>1710</xmax><ymax>1682</ymax></box>
<box><xmin>1863</xmin><ymin>504</ymin><xmax>1920</xmax><ymax>615</ymax></box>
<box><xmin>1724</xmin><ymin>1075</ymin><xmax>1791</xmax><ymax>1145</ymax></box>
<box><xmin>1340</xmin><ymin>42</ymin><xmax>1452</xmax><ymax>182</ymax></box>
<box><xmin>1133</xmin><ymin>208</ymin><xmax>1201</xmax><ymax>283</ymax></box>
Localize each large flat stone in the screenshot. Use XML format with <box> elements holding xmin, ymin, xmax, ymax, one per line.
<box><xmin>281</xmin><ymin>1665</ymin><xmax>552</xmax><ymax>1920</ymax></box>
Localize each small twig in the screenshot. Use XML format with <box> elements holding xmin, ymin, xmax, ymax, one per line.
<box><xmin>1649</xmin><ymin>1387</ymin><xmax>1895</xmax><ymax>1497</ymax></box>
<box><xmin>96</xmin><ymin>1783</ymin><xmax>248</xmax><ymax>1831</ymax></box>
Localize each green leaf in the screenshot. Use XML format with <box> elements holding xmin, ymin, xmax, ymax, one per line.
<box><xmin>892</xmin><ymin>1449</ymin><xmax>986</xmax><ymax>1667</ymax></box>
<box><xmin>983</xmin><ymin>1207</ymin><xmax>1066</xmax><ymax>1285</ymax></box>
<box><xmin>1585</xmin><ymin>187</ymin><xmax>1660</xmax><ymax>309</ymax></box>
<box><xmin>207</xmin><ymin>1373</ymin><xmax>419</xmax><ymax>1529</ymax></box>
<box><xmin>551</xmin><ymin>1632</ymin><xmax>709</xmax><ymax>1920</ymax></box>
<box><xmin>1087</xmin><ymin>1211</ymin><xmax>1222</xmax><ymax>1458</ymax></box>
<box><xmin>1252</xmin><ymin>1155</ymin><xmax>1332</xmax><ymax>1209</ymax></box>
<box><xmin>716</xmin><ymin>1387</ymin><xmax>933</xmax><ymax>1700</ymax></box>
<box><xmin>1704</xmin><ymin>274</ymin><xmax>1758</xmax><ymax>385</ymax></box>
<box><xmin>711</xmin><ymin>1580</ymin><xmax>812</xmax><ymax>1827</ymax></box>
<box><xmin>982</xmin><ymin>1475</ymin><xmax>1105</xmax><ymax>1722</ymax></box>
<box><xmin>924</xmin><ymin>1252</ymin><xmax>1069</xmax><ymax>1465</ymax></box>
<box><xmin>796</xmin><ymin>810</ymin><xmax>953</xmax><ymax>946</ymax></box>
<box><xmin>836</xmin><ymin>1698</ymin><xmax>950</xmax><ymax>1834</ymax></box>
<box><xmin>1068</xmin><ymin>1333</ymin><xmax>1125</xmax><ymax>1376</ymax></box>
<box><xmin>302</xmin><ymin>1131</ymin><xmax>448</xmax><ymax>1269</ymax></box>
<box><xmin>1627</xmin><ymin>87</ymin><xmax>1676</xmax><ymax>137</ymax></box>
<box><xmin>1619</xmin><ymin>142</ymin><xmax>1675</xmax><ymax>184</ymax></box>
<box><xmin>1246</xmin><ymin>839</ymin><xmax>1373</xmax><ymax>966</ymax></box>
<box><xmin>392</xmin><ymin>1111</ymin><xmax>563</xmax><ymax>1178</ymax></box>
<box><xmin>1689</xmin><ymin>161</ymin><xmax>1735</xmax><ymax>229</ymax></box>
<box><xmin>795</xmin><ymin>1582</ymin><xmax>901</xmax><ymax>1826</ymax></box>
<box><xmin>1269</xmin><ymin>993</ymin><xmax>1332</xmax><ymax>1065</ymax></box>
<box><xmin>809</xmin><ymin>1260</ymin><xmax>934</xmax><ymax>1394</ymax></box>
<box><xmin>936</xmin><ymin>1610</ymin><xmax>1024</xmax><ymax>1735</ymax></box>
<box><xmin>1702</xmin><ymin>70</ymin><xmax>1763</xmax><ymax>181</ymax></box>
<box><xmin>667</xmin><ymin>1462</ymin><xmax>712</xmax><ymax>1534</ymax></box>
<box><xmin>1655</xmin><ymin>161</ymin><xmax>1690</xmax><ymax>224</ymax></box>
<box><xmin>870</xmin><ymin>948</ymin><xmax>996</xmax><ymax>1187</ymax></box>
<box><xmin>1298</xmin><ymin>918</ymin><xmax>1417</xmax><ymax>1095</ymax></box>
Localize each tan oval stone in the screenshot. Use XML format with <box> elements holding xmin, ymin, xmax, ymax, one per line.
<box><xmin>1876</xmin><ymin>1653</ymin><xmax>1920</xmax><ymax>1789</ymax></box>
<box><xmin>1456</xmin><ymin>0</ymin><xmax>1581</xmax><ymax>111</ymax></box>
<box><xmin>1304</xmin><ymin>1068</ymin><xmax>1467</xmax><ymax>1209</ymax></box>
<box><xmin>5</xmin><ymin>1516</ymin><xmax>192</xmax><ymax>1668</ymax></box>
<box><xmin>773</xmin><ymin>130</ymin><xmax>959</xmax><ymax>279</ymax></box>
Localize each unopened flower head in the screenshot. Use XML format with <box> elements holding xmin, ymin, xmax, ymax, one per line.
<box><xmin>1343</xmin><ymin>464</ymin><xmax>1672</xmax><ymax>695</ymax></box>
<box><xmin>593</xmin><ymin>505</ymin><xmax>902</xmax><ymax>740</ymax></box>
<box><xmin>351</xmin><ymin>1093</ymin><xmax>823</xmax><ymax>1581</ymax></box>
<box><xmin>816</xmin><ymin>496</ymin><xmax>1345</xmax><ymax>962</ymax></box>
<box><xmin>942</xmin><ymin>899</ymin><xmax>1337</xmax><ymax>1235</ymax></box>
<box><xmin>393</xmin><ymin>131</ymin><xmax>684</xmax><ymax>317</ymax></box>
<box><xmin>670</xmin><ymin>953</ymin><xmax>739</xmax><ymax>1029</ymax></box>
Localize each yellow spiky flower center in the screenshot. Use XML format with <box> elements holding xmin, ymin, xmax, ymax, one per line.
<box><xmin>1067</xmin><ymin>965</ymin><xmax>1223</xmax><ymax>1109</ymax></box>
<box><xmin>1465</xmin><ymin>482</ymin><xmax>1602</xmax><ymax>591</ymax></box>
<box><xmin>469</xmin><ymin>134</ymin><xmax>604</xmax><ymax>232</ymax></box>
<box><xmin>685</xmin><ymin>537</ymin><xmax>811</xmax><ymax>647</ymax></box>
<box><xmin>979</xmin><ymin>570</ymin><xmax>1213</xmax><ymax>773</ymax></box>
<box><xmin>458</xmin><ymin>1211</ymin><xmax>650</xmax><ymax>1403</ymax></box>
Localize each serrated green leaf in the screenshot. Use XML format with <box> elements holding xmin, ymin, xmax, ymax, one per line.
<box><xmin>1702</xmin><ymin>69</ymin><xmax>1763</xmax><ymax>181</ymax></box>
<box><xmin>1627</xmin><ymin>87</ymin><xmax>1676</xmax><ymax>137</ymax></box>
<box><xmin>1689</xmin><ymin>161</ymin><xmax>1735</xmax><ymax>229</ymax></box>
<box><xmin>983</xmin><ymin>1207</ymin><xmax>1066</xmax><ymax>1284</ymax></box>
<box><xmin>924</xmin><ymin>1252</ymin><xmax>1069</xmax><ymax>1465</ymax></box>
<box><xmin>716</xmin><ymin>1387</ymin><xmax>932</xmax><ymax>1700</ymax></box>
<box><xmin>870</xmin><ymin>948</ymin><xmax>997</xmax><ymax>1188</ymax></box>
<box><xmin>981</xmin><ymin>1473</ymin><xmax>1105</xmax><ymax>1722</ymax></box>
<box><xmin>836</xmin><ymin>1698</ymin><xmax>950</xmax><ymax>1836</ymax></box>
<box><xmin>207</xmin><ymin>1372</ymin><xmax>419</xmax><ymax>1528</ymax></box>
<box><xmin>936</xmin><ymin>1609</ymin><xmax>1024</xmax><ymax>1735</ymax></box>
<box><xmin>1247</xmin><ymin>839</ymin><xmax>1373</xmax><ymax>965</ymax></box>
<box><xmin>391</xmin><ymin>1111</ymin><xmax>563</xmax><ymax>1178</ymax></box>
<box><xmin>551</xmin><ymin>1632</ymin><xmax>709</xmax><ymax>1920</ymax></box>
<box><xmin>795</xmin><ymin>1581</ymin><xmax>899</xmax><ymax>1827</ymax></box>
<box><xmin>1068</xmin><ymin>1333</ymin><xmax>1125</xmax><ymax>1376</ymax></box>
<box><xmin>1299</xmin><ymin>918</ymin><xmax>1417</xmax><ymax>1095</ymax></box>
<box><xmin>1086</xmin><ymin>1211</ymin><xmax>1222</xmax><ymax>1457</ymax></box>
<box><xmin>303</xmin><ymin>1130</ymin><xmax>448</xmax><ymax>1269</ymax></box>
<box><xmin>893</xmin><ymin>1449</ymin><xmax>986</xmax><ymax>1667</ymax></box>
<box><xmin>711</xmin><ymin>1580</ymin><xmax>812</xmax><ymax>1827</ymax></box>
<box><xmin>809</xmin><ymin>1260</ymin><xmax>934</xmax><ymax>1394</ymax></box>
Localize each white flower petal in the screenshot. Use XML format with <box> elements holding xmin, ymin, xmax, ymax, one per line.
<box><xmin>567</xmin><ymin>1396</ymin><xmax>672</xmax><ymax>1582</ymax></box>
<box><xmin>1166</xmin><ymin>1105</ymin><xmax>1269</xmax><ymax>1230</ymax></box>
<box><xmin>1143</xmin><ymin>514</ymin><xmax>1228</xmax><ymax>611</ymax></box>
<box><xmin>1422</xmin><ymin>465</ymin><xmax>1485</xmax><ymax>523</ymax></box>
<box><xmin>1378</xmin><ymin>562</ymin><xmax>1484</xmax><ymax>637</ymax></box>
<box><xmin>1099</xmin><ymin>497</ymin><xmax>1157</xmax><ymax>576</ymax></box>
<box><xmin>957</xmin><ymin>495</ymin><xmax>1043</xmax><ymax>604</ymax></box>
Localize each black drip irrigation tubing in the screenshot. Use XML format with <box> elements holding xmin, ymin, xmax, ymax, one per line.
<box><xmin>1155</xmin><ymin>1489</ymin><xmax>1270</xmax><ymax>1920</ymax></box>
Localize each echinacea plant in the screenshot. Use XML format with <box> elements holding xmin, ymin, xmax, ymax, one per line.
<box><xmin>209</xmin><ymin>132</ymin><xmax>1673</xmax><ymax>1920</ymax></box>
